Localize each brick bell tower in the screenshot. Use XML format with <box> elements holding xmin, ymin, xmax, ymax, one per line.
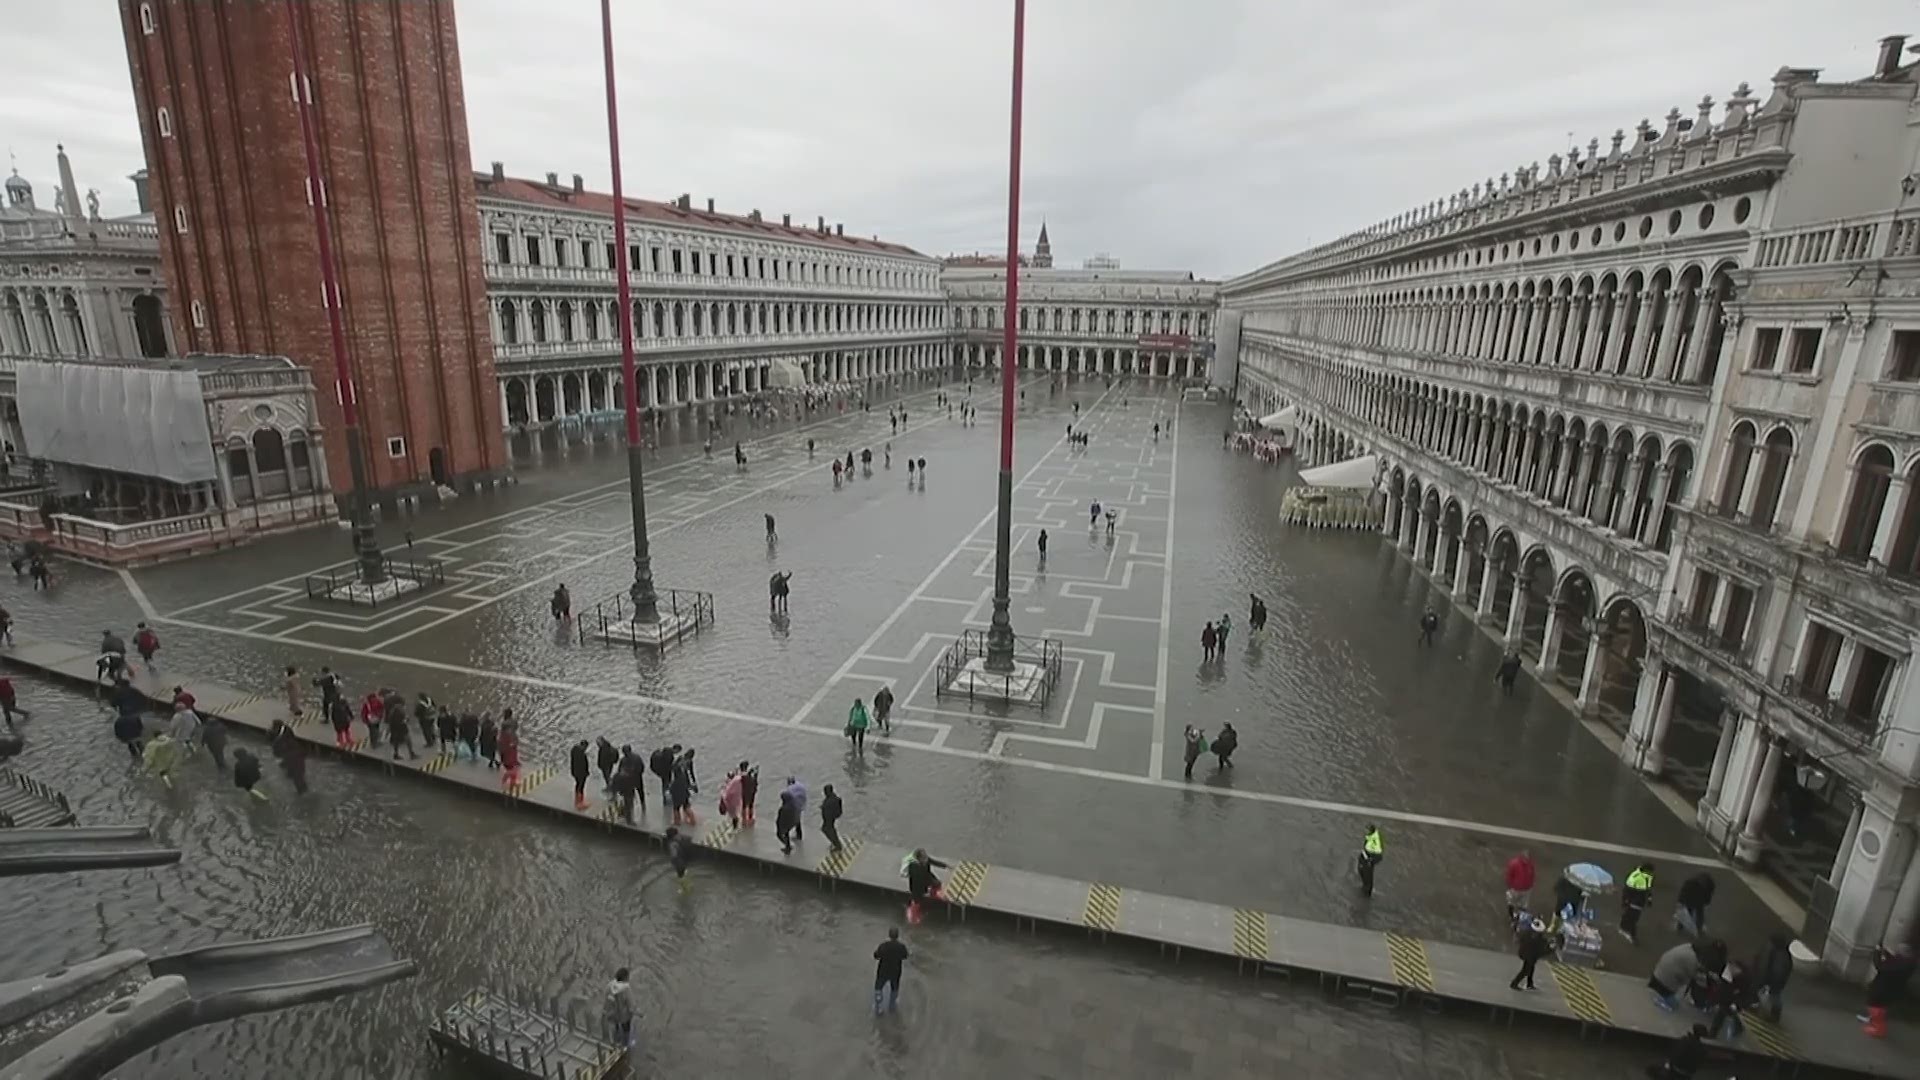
<box><xmin>120</xmin><ymin>0</ymin><xmax>506</xmax><ymax>501</ymax></box>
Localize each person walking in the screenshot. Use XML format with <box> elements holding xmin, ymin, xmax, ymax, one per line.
<box><xmin>1358</xmin><ymin>825</ymin><xmax>1384</xmax><ymax>898</ymax></box>
<box><xmin>1182</xmin><ymin>724</ymin><xmax>1205</xmax><ymax>780</ymax></box>
<box><xmin>738</xmin><ymin>760</ymin><xmax>759</xmax><ymax>825</ymax></box>
<box><xmin>1504</xmin><ymin>849</ymin><xmax>1536</xmax><ymax>923</ymax></box>
<box><xmin>782</xmin><ymin>776</ymin><xmax>808</xmax><ymax>842</ymax></box>
<box><xmin>200</xmin><ymin>714</ymin><xmax>229</xmax><ymax>773</ymax></box>
<box><xmin>272</xmin><ymin>720</ymin><xmax>309</xmax><ymax>795</ymax></box>
<box><xmin>872</xmin><ymin>686</ymin><xmax>894</xmax><ymax>736</ymax></box>
<box><xmin>719</xmin><ymin>768</ymin><xmax>745</xmax><ymax>827</ymax></box>
<box><xmin>1200</xmin><ymin>621</ymin><xmax>1217</xmax><ymax>663</ymax></box>
<box><xmin>458</xmin><ymin>711</ymin><xmax>481</xmax><ymax>762</ymax></box>
<box><xmin>437</xmin><ymin>706</ymin><xmax>458</xmax><ymax>753</ymax></box>
<box><xmin>670</xmin><ymin>748</ymin><xmax>699</xmax><ymax>826</ymax></box>
<box><xmin>386</xmin><ymin>697</ymin><xmax>417</xmax><ymax>761</ymax></box>
<box><xmin>498</xmin><ymin>718</ymin><xmax>522</xmax><ymax>788</ymax></box>
<box><xmin>133</xmin><ymin>623</ymin><xmax>161</xmax><ymax>670</ymax></box>
<box><xmin>776</xmin><ymin>788</ymin><xmax>801</xmax><ymax>854</ymax></box>
<box><xmin>1216</xmin><ymin>613</ymin><xmax>1231</xmax><ymax>651</ymax></box>
<box><xmin>1754</xmin><ymin>933</ymin><xmax>1793</xmax><ymax>1022</ymax></box>
<box><xmin>872</xmin><ymin>928</ymin><xmax>909</xmax><ymax>1015</ymax></box>
<box><xmin>596</xmin><ymin>737</ymin><xmax>620</xmax><ymax>794</ymax></box>
<box><xmin>113</xmin><ymin>698</ymin><xmax>145</xmax><ymax>761</ymax></box>
<box><xmin>0</xmin><ymin>676</ymin><xmax>24</xmax><ymax>730</ymax></box>
<box><xmin>1674</xmin><ymin>871</ymin><xmax>1715</xmax><ymax>938</ymax></box>
<box><xmin>168</xmin><ymin>702</ymin><xmax>201</xmax><ymax>754</ymax></box>
<box><xmin>665</xmin><ymin>826</ymin><xmax>693</xmax><ymax>893</ymax></box>
<box><xmin>765</xmin><ymin>513</ymin><xmax>776</xmax><ymax>541</ymax></box>
<box><xmin>821</xmin><ymin>783</ymin><xmax>845</xmax><ymax>853</ymax></box>
<box><xmin>412</xmin><ymin>694</ymin><xmax>437</xmax><ymax>750</ymax></box>
<box><xmin>903</xmin><ymin>849</ymin><xmax>948</xmax><ymax>924</ymax></box>
<box><xmin>847</xmin><ymin>697</ymin><xmax>871</xmax><ymax>753</ymax></box>
<box><xmin>1419</xmin><ymin>608</ymin><xmax>1439</xmax><ymax>646</ymax></box>
<box><xmin>357</xmin><ymin>689</ymin><xmax>385</xmax><ymax>748</ymax></box>
<box><xmin>570</xmin><ymin>739</ymin><xmax>593</xmax><ymax>809</ymax></box>
<box><xmin>602</xmin><ymin>967</ymin><xmax>635</xmax><ymax>1049</ymax></box>
<box><xmin>610</xmin><ymin>757</ymin><xmax>638</xmax><ymax>825</ymax></box>
<box><xmin>1036</xmin><ymin>529</ymin><xmax>1048</xmax><ymax>559</ymax></box>
<box><xmin>232</xmin><ymin>747</ymin><xmax>265</xmax><ymax>801</ymax></box>
<box><xmin>1861</xmin><ymin>943</ymin><xmax>1916</xmax><ymax>1037</ymax></box>
<box><xmin>479</xmin><ymin>714</ymin><xmax>500</xmax><ymax>769</ymax></box>
<box><xmin>1510</xmin><ymin>916</ymin><xmax>1551</xmax><ymax>991</ymax></box>
<box><xmin>1620</xmin><ymin>862</ymin><xmax>1655</xmax><ymax>943</ymax></box>
<box><xmin>329</xmin><ymin>695</ymin><xmax>354</xmax><ymax>749</ymax></box>
<box><xmin>284</xmin><ymin>665</ymin><xmax>305</xmax><ymax>719</ymax></box>
<box><xmin>1212</xmin><ymin>722</ymin><xmax>1238</xmax><ymax>769</ymax></box>
<box><xmin>650</xmin><ymin>745</ymin><xmax>678</xmax><ymax>809</ymax></box>
<box><xmin>1496</xmin><ymin>650</ymin><xmax>1522</xmax><ymax>695</ymax></box>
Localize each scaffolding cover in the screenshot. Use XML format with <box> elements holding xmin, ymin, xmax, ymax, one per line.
<box><xmin>17</xmin><ymin>362</ymin><xmax>218</xmax><ymax>484</ymax></box>
<box><xmin>1297</xmin><ymin>453</ymin><xmax>1379</xmax><ymax>490</ymax></box>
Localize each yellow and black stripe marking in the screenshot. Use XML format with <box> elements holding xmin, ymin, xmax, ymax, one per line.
<box><xmin>1548</xmin><ymin>962</ymin><xmax>1612</xmax><ymax>1025</ymax></box>
<box><xmin>817</xmin><ymin>840</ymin><xmax>864</xmax><ymax>878</ymax></box>
<box><xmin>1083</xmin><ymin>882</ymin><xmax>1122</xmax><ymax>931</ymax></box>
<box><xmin>1742</xmin><ymin>1013</ymin><xmax>1799</xmax><ymax>1060</ymax></box>
<box><xmin>418</xmin><ymin>752</ymin><xmax>456</xmax><ymax>775</ymax></box>
<box><xmin>503</xmin><ymin>765</ymin><xmax>556</xmax><ymax>797</ymax></box>
<box><xmin>1232</xmin><ymin>909</ymin><xmax>1270</xmax><ymax>961</ymax></box>
<box><xmin>205</xmin><ymin>692</ymin><xmax>267</xmax><ymax>716</ymax></box>
<box><xmin>944</xmin><ymin>861</ymin><xmax>989</xmax><ymax>905</ymax></box>
<box><xmin>1385</xmin><ymin>933</ymin><xmax>1435</xmax><ymax>993</ymax></box>
<box><xmin>701</xmin><ymin>820</ymin><xmax>738</xmax><ymax>849</ymax></box>
<box><xmin>597</xmin><ymin>801</ymin><xmax>621</xmax><ymax>823</ymax></box>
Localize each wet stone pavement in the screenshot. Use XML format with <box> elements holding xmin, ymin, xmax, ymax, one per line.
<box><xmin>0</xmin><ymin>374</ymin><xmax>1815</xmax><ymax>1071</ymax></box>
<box><xmin>3</xmin><ymin>676</ymin><xmax>1679</xmax><ymax>1079</ymax></box>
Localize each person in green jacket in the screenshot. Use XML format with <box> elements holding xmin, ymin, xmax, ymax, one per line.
<box><xmin>847</xmin><ymin>697</ymin><xmax>871</xmax><ymax>753</ymax></box>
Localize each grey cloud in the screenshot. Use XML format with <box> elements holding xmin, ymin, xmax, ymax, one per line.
<box><xmin>2</xmin><ymin>0</ymin><xmax>1912</xmax><ymax>279</ymax></box>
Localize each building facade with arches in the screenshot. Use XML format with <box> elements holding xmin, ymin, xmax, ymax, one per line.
<box><xmin>1222</xmin><ymin>42</ymin><xmax>1920</xmax><ymax>976</ymax></box>
<box><xmin>477</xmin><ymin>170</ymin><xmax>948</xmax><ymax>430</ymax></box>
<box><xmin>944</xmin><ymin>266</ymin><xmax>1217</xmax><ymax>380</ymax></box>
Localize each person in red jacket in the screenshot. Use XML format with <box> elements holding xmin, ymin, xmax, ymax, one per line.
<box><xmin>498</xmin><ymin>712</ymin><xmax>522</xmax><ymax>789</ymax></box>
<box><xmin>358</xmin><ymin>690</ymin><xmax>384</xmax><ymax>747</ymax></box>
<box><xmin>1505</xmin><ymin>849</ymin><xmax>1537</xmax><ymax>924</ymax></box>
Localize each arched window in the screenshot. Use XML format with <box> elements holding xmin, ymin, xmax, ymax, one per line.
<box><xmin>557</xmin><ymin>300</ymin><xmax>575</xmax><ymax>343</ymax></box>
<box><xmin>288</xmin><ymin>433</ymin><xmax>314</xmax><ymax>491</ymax></box>
<box><xmin>1836</xmin><ymin>445</ymin><xmax>1896</xmax><ymax>558</ymax></box>
<box><xmin>226</xmin><ymin>441</ymin><xmax>254</xmax><ymax>504</ymax></box>
<box><xmin>157</xmin><ymin>106</ymin><xmax>173</xmax><ymax>138</ymax></box>
<box><xmin>529</xmin><ymin>302</ymin><xmax>548</xmax><ymax>344</ymax></box>
<box><xmin>1749</xmin><ymin>429</ymin><xmax>1794</xmax><ymax>531</ymax></box>
<box><xmin>61</xmin><ymin>295</ymin><xmax>88</xmax><ymax>356</ymax></box>
<box><xmin>584</xmin><ymin>303</ymin><xmax>600</xmax><ymax>340</ymax></box>
<box><xmin>1717</xmin><ymin>422</ymin><xmax>1755</xmax><ymax>516</ymax></box>
<box><xmin>499</xmin><ymin>300</ymin><xmax>519</xmax><ymax>345</ymax></box>
<box><xmin>252</xmin><ymin>428</ymin><xmax>289</xmax><ymax>498</ymax></box>
<box><xmin>133</xmin><ymin>294</ymin><xmax>168</xmax><ymax>357</ymax></box>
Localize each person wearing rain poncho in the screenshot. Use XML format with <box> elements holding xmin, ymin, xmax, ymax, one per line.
<box><xmin>143</xmin><ymin>733</ymin><xmax>183</xmax><ymax>788</ymax></box>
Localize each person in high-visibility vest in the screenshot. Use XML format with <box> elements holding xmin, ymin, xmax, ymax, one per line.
<box><xmin>1358</xmin><ymin>825</ymin><xmax>1384</xmax><ymax>897</ymax></box>
<box><xmin>1620</xmin><ymin>862</ymin><xmax>1655</xmax><ymax>944</ymax></box>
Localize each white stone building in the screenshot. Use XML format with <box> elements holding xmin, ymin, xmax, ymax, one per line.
<box><xmin>476</xmin><ymin>167</ymin><xmax>948</xmax><ymax>428</ymax></box>
<box><xmin>1221</xmin><ymin>36</ymin><xmax>1920</xmax><ymax>977</ymax></box>
<box><xmin>946</xmin><ymin>264</ymin><xmax>1218</xmax><ymax>380</ymax></box>
<box><xmin>0</xmin><ymin>149</ymin><xmax>173</xmax><ymax>362</ymax></box>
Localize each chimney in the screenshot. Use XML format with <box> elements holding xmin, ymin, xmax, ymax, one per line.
<box><xmin>706</xmin><ymin>197</ymin><xmax>715</xmax><ymax>213</ymax></box>
<box><xmin>572</xmin><ymin>174</ymin><xmax>585</xmax><ymax>192</ymax></box>
<box><xmin>817</xmin><ymin>215</ymin><xmax>826</xmax><ymax>232</ymax></box>
<box><xmin>128</xmin><ymin>169</ymin><xmax>151</xmax><ymax>214</ymax></box>
<box><xmin>835</xmin><ymin>223</ymin><xmax>844</xmax><ymax>236</ymax></box>
<box><xmin>748</xmin><ymin>209</ymin><xmax>762</xmax><ymax>222</ymax></box>
<box><xmin>490</xmin><ymin>161</ymin><xmax>505</xmax><ymax>180</ymax></box>
<box><xmin>545</xmin><ymin>171</ymin><xmax>559</xmax><ymax>186</ymax></box>
<box><xmin>782</xmin><ymin>213</ymin><xmax>791</xmax><ymax>227</ymax></box>
<box><xmin>1877</xmin><ymin>34</ymin><xmax>1908</xmax><ymax>78</ymax></box>
<box><xmin>676</xmin><ymin>193</ymin><xmax>691</xmax><ymax>210</ymax></box>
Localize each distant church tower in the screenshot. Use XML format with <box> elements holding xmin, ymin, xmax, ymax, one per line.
<box><xmin>1033</xmin><ymin>221</ymin><xmax>1053</xmax><ymax>268</ymax></box>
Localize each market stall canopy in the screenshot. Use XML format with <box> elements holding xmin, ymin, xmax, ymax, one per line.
<box><xmin>1297</xmin><ymin>454</ymin><xmax>1378</xmax><ymax>491</ymax></box>
<box><xmin>1258</xmin><ymin>406</ymin><xmax>1296</xmax><ymax>432</ymax></box>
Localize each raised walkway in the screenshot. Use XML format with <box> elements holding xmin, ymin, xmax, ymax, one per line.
<box><xmin>6</xmin><ymin>634</ymin><xmax>1911</xmax><ymax>1079</ymax></box>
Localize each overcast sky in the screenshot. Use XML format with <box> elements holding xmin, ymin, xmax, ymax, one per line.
<box><xmin>2</xmin><ymin>1</ymin><xmax>1913</xmax><ymax>277</ymax></box>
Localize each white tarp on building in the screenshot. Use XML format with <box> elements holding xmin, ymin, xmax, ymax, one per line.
<box><xmin>1258</xmin><ymin>406</ymin><xmax>1296</xmax><ymax>432</ymax></box>
<box><xmin>16</xmin><ymin>362</ymin><xmax>218</xmax><ymax>484</ymax></box>
<box><xmin>1297</xmin><ymin>453</ymin><xmax>1378</xmax><ymax>491</ymax></box>
<box><xmin>763</xmin><ymin>357</ymin><xmax>808</xmax><ymax>389</ymax></box>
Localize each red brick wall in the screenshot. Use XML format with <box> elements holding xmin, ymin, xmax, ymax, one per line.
<box><xmin>120</xmin><ymin>0</ymin><xmax>505</xmax><ymax>495</ymax></box>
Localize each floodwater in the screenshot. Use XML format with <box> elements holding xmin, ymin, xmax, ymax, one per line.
<box><xmin>0</xmin><ymin>376</ymin><xmax>1800</xmax><ymax>1076</ymax></box>
<box><xmin>2</xmin><ymin>677</ymin><xmax>1669</xmax><ymax>1079</ymax></box>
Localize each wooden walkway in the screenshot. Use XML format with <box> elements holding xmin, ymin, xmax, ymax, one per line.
<box><xmin>0</xmin><ymin>767</ymin><xmax>76</xmax><ymax>828</ymax></box>
<box><xmin>7</xmin><ymin>634</ymin><xmax>1913</xmax><ymax>1078</ymax></box>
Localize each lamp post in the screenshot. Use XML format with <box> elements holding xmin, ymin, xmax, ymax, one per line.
<box><xmin>982</xmin><ymin>0</ymin><xmax>1027</xmax><ymax>673</ymax></box>
<box><xmin>600</xmin><ymin>0</ymin><xmax>660</xmax><ymax>624</ymax></box>
<box><xmin>285</xmin><ymin>0</ymin><xmax>384</xmax><ymax>585</ymax></box>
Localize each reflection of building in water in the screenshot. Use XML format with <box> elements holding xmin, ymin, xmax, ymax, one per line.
<box><xmin>0</xmin><ymin>147</ymin><xmax>173</xmax><ymax>361</ymax></box>
<box><xmin>0</xmin><ymin>354</ymin><xmax>329</xmax><ymax>564</ymax></box>
<box><xmin>1223</xmin><ymin>35</ymin><xmax>1920</xmax><ymax>980</ymax></box>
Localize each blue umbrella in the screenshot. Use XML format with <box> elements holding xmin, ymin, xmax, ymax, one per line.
<box><xmin>1564</xmin><ymin>862</ymin><xmax>1615</xmax><ymax>895</ymax></box>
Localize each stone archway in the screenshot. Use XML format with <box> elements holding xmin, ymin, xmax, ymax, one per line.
<box><xmin>1516</xmin><ymin>547</ymin><xmax>1555</xmax><ymax>657</ymax></box>
<box><xmin>1547</xmin><ymin>568</ymin><xmax>1597</xmax><ymax>690</ymax></box>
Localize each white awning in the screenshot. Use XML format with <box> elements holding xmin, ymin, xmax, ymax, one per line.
<box><xmin>1297</xmin><ymin>453</ymin><xmax>1378</xmax><ymax>490</ymax></box>
<box><xmin>1258</xmin><ymin>406</ymin><xmax>1296</xmax><ymax>432</ymax></box>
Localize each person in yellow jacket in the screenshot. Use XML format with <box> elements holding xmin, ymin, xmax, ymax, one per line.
<box><xmin>1358</xmin><ymin>825</ymin><xmax>1384</xmax><ymax>897</ymax></box>
<box><xmin>1620</xmin><ymin>862</ymin><xmax>1655</xmax><ymax>943</ymax></box>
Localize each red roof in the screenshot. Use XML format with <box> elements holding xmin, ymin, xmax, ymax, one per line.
<box><xmin>474</xmin><ymin>173</ymin><xmax>925</xmax><ymax>257</ymax></box>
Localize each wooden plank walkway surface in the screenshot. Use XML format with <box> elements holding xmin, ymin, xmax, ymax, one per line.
<box><xmin>7</xmin><ymin>634</ymin><xmax>1914</xmax><ymax>1079</ymax></box>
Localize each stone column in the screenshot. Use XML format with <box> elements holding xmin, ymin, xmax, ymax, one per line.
<box><xmin>1654</xmin><ymin>287</ymin><xmax>1693</xmax><ymax>381</ymax></box>
<box><xmin>1476</xmin><ymin>557</ymin><xmax>1499</xmax><ymax>622</ymax></box>
<box><xmin>1885</xmin><ymin>835</ymin><xmax>1920</xmax><ymax>949</ymax></box>
<box><xmin>1576</xmin><ymin>296</ymin><xmax>1605</xmax><ymax>369</ymax></box>
<box><xmin>1830</xmin><ymin>800</ymin><xmax>1865</xmax><ymax>888</ymax></box>
<box><xmin>1492</xmin><ymin>302</ymin><xmax>1514</xmax><ymax>362</ymax></box>
<box><xmin>1503</xmin><ymin>572</ymin><xmax>1527</xmax><ymax>644</ymax></box>
<box><xmin>1625</xmin><ymin>292</ymin><xmax>1658</xmax><ymax>376</ymax></box>
<box><xmin>1734</xmin><ymin>738</ymin><xmax>1785</xmax><ymax>863</ymax></box>
<box><xmin>1637</xmin><ymin>463</ymin><xmax>1674</xmax><ymax>545</ymax></box>
<box><xmin>1824</xmin><ymin>802</ymin><xmax>1917</xmax><ymax>979</ymax></box>
<box><xmin>1401</xmin><ymin>506</ymin><xmax>1419</xmax><ymax>554</ymax></box>
<box><xmin>1575</xmin><ymin>631</ymin><xmax>1610</xmax><ymax>713</ymax></box>
<box><xmin>1537</xmin><ymin>602</ymin><xmax>1564</xmax><ymax>675</ymax></box>
<box><xmin>1641</xmin><ymin>666</ymin><xmax>1678</xmax><ymax>774</ymax></box>
<box><xmin>1526</xmin><ymin>299</ymin><xmax>1552</xmax><ymax>364</ymax></box>
<box><xmin>1696</xmin><ymin>711</ymin><xmax>1739</xmax><ymax>829</ymax></box>
<box><xmin>1601</xmin><ymin>290</ymin><xmax>1633</xmax><ymax>373</ymax></box>
<box><xmin>1572</xmin><ymin>439</ymin><xmax>1602</xmax><ymax>518</ymax></box>
<box><xmin>1611</xmin><ymin>455</ymin><xmax>1646</xmax><ymax>533</ymax></box>
<box><xmin>1680</xmin><ymin>292</ymin><xmax>1720</xmax><ymax>383</ymax></box>
<box><xmin>1542</xmin><ymin>297</ymin><xmax>1568</xmax><ymax>366</ymax></box>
